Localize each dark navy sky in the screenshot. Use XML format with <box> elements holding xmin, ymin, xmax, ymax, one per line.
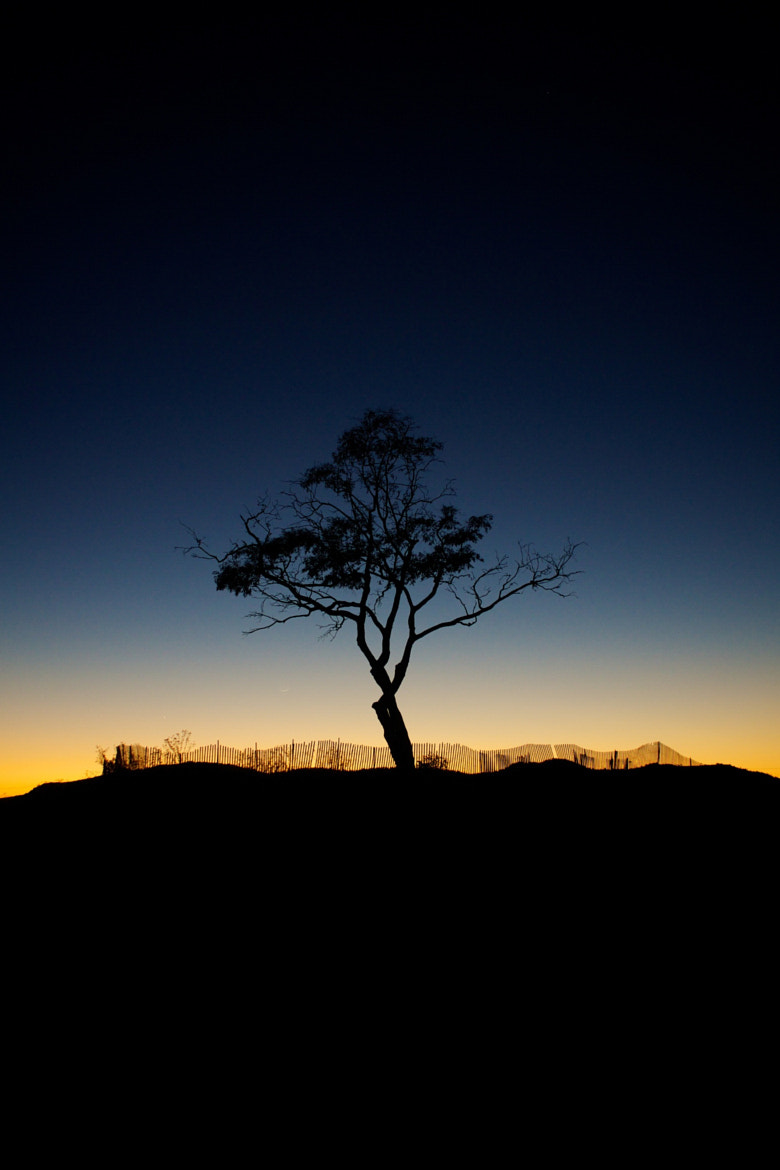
<box><xmin>2</xmin><ymin>14</ymin><xmax>778</xmax><ymax>789</ymax></box>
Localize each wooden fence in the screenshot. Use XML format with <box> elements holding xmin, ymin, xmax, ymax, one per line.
<box><xmin>111</xmin><ymin>739</ymin><xmax>701</xmax><ymax>774</ymax></box>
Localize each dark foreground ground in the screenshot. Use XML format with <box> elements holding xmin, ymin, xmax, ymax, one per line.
<box><xmin>3</xmin><ymin>758</ymin><xmax>777</xmax><ymax>1130</ymax></box>
<box><xmin>4</xmin><ymin>756</ymin><xmax>778</xmax><ymax>817</ymax></box>
<box><xmin>3</xmin><ymin>758</ymin><xmax>778</xmax><ymax>869</ymax></box>
<box><xmin>4</xmin><ymin>757</ymin><xmax>777</xmax><ymax>973</ymax></box>
<box><xmin>5</xmin><ymin>758</ymin><xmax>778</xmax><ymax>940</ymax></box>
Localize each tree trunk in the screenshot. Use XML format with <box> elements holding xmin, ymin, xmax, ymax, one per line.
<box><xmin>372</xmin><ymin>691</ymin><xmax>415</xmax><ymax>770</ymax></box>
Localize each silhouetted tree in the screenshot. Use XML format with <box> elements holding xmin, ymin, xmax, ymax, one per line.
<box><xmin>184</xmin><ymin>409</ymin><xmax>579</xmax><ymax>769</ymax></box>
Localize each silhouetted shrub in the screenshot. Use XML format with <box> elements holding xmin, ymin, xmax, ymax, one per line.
<box><xmin>417</xmin><ymin>752</ymin><xmax>449</xmax><ymax>771</ymax></box>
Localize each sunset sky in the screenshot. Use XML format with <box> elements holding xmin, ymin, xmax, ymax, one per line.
<box><xmin>2</xmin><ymin>14</ymin><xmax>778</xmax><ymax>795</ymax></box>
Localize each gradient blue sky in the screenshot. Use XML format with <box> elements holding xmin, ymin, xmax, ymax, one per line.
<box><xmin>2</xmin><ymin>14</ymin><xmax>778</xmax><ymax>793</ymax></box>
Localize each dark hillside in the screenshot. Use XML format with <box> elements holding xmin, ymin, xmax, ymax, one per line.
<box><xmin>4</xmin><ymin>757</ymin><xmax>778</xmax><ymax>817</ymax></box>
<box><xmin>4</xmin><ymin>758</ymin><xmax>776</xmax><ymax>1065</ymax></box>
<box><xmin>3</xmin><ymin>760</ymin><xmax>777</xmax><ymax>864</ymax></box>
